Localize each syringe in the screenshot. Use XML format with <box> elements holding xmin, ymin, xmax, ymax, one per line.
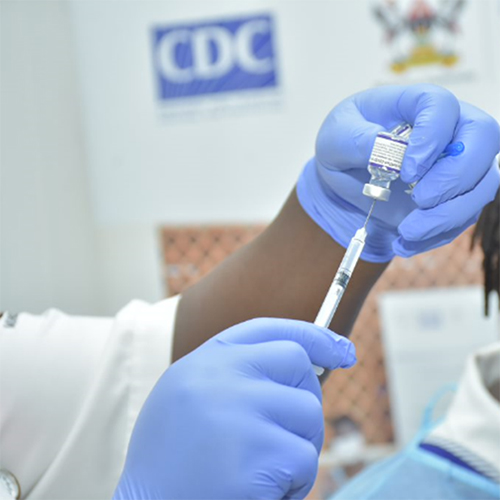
<box><xmin>312</xmin><ymin>201</ymin><xmax>376</xmax><ymax>376</ymax></box>
<box><xmin>311</xmin><ymin>122</ymin><xmax>466</xmax><ymax>375</ymax></box>
<box><xmin>313</xmin><ymin>124</ymin><xmax>406</xmax><ymax>374</ymax></box>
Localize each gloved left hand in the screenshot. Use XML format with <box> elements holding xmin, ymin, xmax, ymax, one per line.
<box><xmin>297</xmin><ymin>84</ymin><xmax>500</xmax><ymax>262</ymax></box>
<box><xmin>113</xmin><ymin>318</ymin><xmax>356</xmax><ymax>500</ymax></box>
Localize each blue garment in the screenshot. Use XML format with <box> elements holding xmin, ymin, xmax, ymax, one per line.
<box><xmin>419</xmin><ymin>443</ymin><xmax>485</xmax><ymax>478</ymax></box>
<box><xmin>331</xmin><ymin>386</ymin><xmax>500</xmax><ymax>500</ymax></box>
<box><xmin>330</xmin><ymin>443</ymin><xmax>500</xmax><ymax>500</ymax></box>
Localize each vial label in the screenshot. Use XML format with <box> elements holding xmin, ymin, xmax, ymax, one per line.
<box><xmin>369</xmin><ymin>132</ymin><xmax>409</xmax><ymax>173</ymax></box>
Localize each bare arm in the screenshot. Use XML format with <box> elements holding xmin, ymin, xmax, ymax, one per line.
<box><xmin>173</xmin><ymin>189</ymin><xmax>389</xmax><ymax>366</ymax></box>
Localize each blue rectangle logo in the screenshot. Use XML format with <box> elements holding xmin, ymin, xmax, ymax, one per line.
<box><xmin>152</xmin><ymin>14</ymin><xmax>278</xmax><ymax>100</ymax></box>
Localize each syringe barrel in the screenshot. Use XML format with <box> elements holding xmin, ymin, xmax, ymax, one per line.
<box><xmin>312</xmin><ymin>228</ymin><xmax>368</xmax><ymax>376</ymax></box>
<box><xmin>314</xmin><ymin>228</ymin><xmax>367</xmax><ymax>330</ymax></box>
<box><xmin>314</xmin><ymin>282</ymin><xmax>346</xmax><ymax>329</ymax></box>
<box><xmin>337</xmin><ymin>228</ymin><xmax>367</xmax><ymax>276</ymax></box>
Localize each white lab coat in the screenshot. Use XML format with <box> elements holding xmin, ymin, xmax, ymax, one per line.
<box><xmin>0</xmin><ymin>296</ymin><xmax>180</xmax><ymax>499</ymax></box>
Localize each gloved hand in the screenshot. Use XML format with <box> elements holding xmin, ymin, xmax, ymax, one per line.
<box><xmin>297</xmin><ymin>84</ymin><xmax>500</xmax><ymax>262</ymax></box>
<box><xmin>113</xmin><ymin>318</ymin><xmax>356</xmax><ymax>500</ymax></box>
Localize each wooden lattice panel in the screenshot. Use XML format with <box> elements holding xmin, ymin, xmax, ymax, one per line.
<box><xmin>160</xmin><ymin>225</ymin><xmax>482</xmax><ymax>446</ymax></box>
<box><xmin>161</xmin><ymin>226</ymin><xmax>266</xmax><ymax>296</ymax></box>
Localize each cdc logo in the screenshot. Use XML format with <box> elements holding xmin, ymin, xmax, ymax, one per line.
<box><xmin>152</xmin><ymin>14</ymin><xmax>278</xmax><ymax>100</ymax></box>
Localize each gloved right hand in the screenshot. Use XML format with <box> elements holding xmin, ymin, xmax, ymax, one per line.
<box><xmin>297</xmin><ymin>84</ymin><xmax>500</xmax><ymax>262</ymax></box>
<box><xmin>113</xmin><ymin>318</ymin><xmax>356</xmax><ymax>500</ymax></box>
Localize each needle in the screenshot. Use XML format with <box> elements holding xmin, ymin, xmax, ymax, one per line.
<box><xmin>364</xmin><ymin>200</ymin><xmax>376</xmax><ymax>228</ymax></box>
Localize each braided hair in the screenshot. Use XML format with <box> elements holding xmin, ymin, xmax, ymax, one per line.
<box><xmin>471</xmin><ymin>180</ymin><xmax>500</xmax><ymax>316</ymax></box>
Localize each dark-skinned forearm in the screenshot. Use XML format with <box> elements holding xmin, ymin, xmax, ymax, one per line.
<box><xmin>173</xmin><ymin>190</ymin><xmax>389</xmax><ymax>363</ymax></box>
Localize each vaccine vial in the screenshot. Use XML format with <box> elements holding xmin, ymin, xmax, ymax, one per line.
<box><xmin>363</xmin><ymin>124</ymin><xmax>412</xmax><ymax>202</ymax></box>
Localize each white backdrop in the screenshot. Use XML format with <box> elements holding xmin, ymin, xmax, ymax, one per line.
<box><xmin>70</xmin><ymin>0</ymin><xmax>500</xmax><ymax>226</ymax></box>
<box><xmin>379</xmin><ymin>287</ymin><xmax>499</xmax><ymax>445</ymax></box>
<box><xmin>2</xmin><ymin>0</ymin><xmax>499</xmax><ymax>316</ymax></box>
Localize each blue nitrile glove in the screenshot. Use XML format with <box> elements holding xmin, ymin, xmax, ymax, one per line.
<box><xmin>297</xmin><ymin>84</ymin><xmax>500</xmax><ymax>262</ymax></box>
<box><xmin>113</xmin><ymin>318</ymin><xmax>356</xmax><ymax>500</ymax></box>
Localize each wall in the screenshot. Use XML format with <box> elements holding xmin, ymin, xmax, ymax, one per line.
<box><xmin>0</xmin><ymin>1</ymin><xmax>101</xmax><ymax>315</ymax></box>
<box><xmin>96</xmin><ymin>225</ymin><xmax>164</xmax><ymax>315</ymax></box>
<box><xmin>0</xmin><ymin>1</ymin><xmax>163</xmax><ymax>316</ymax></box>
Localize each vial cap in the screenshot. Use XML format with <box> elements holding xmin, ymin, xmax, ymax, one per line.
<box><xmin>363</xmin><ymin>183</ymin><xmax>391</xmax><ymax>202</ymax></box>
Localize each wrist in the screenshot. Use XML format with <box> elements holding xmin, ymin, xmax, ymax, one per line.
<box><xmin>296</xmin><ymin>158</ymin><xmax>395</xmax><ymax>263</ymax></box>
